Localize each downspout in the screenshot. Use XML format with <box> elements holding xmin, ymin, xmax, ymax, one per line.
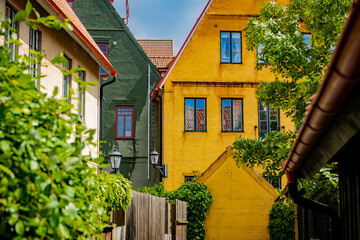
<box><xmin>286</xmin><ymin>171</ymin><xmax>341</xmax><ymax>239</ymax></box>
<box><xmin>100</xmin><ymin>75</ymin><xmax>116</xmax><ymax>150</ymax></box>
<box><xmin>147</xmin><ymin>64</ymin><xmax>150</xmax><ymax>180</ymax></box>
<box><xmin>156</xmin><ymin>92</ymin><xmax>163</xmax><ymax>183</ymax></box>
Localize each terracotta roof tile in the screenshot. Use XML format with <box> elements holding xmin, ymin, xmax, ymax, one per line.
<box><xmin>44</xmin><ymin>0</ymin><xmax>117</xmax><ymax>76</ymax></box>
<box><xmin>150</xmin><ymin>57</ymin><xmax>175</xmax><ymax>69</ymax></box>
<box><xmin>138</xmin><ymin>39</ymin><xmax>174</xmax><ymax>58</ymax></box>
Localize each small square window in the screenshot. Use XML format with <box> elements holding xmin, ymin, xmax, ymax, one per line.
<box><xmin>220</xmin><ymin>31</ymin><xmax>242</xmax><ymax>63</ymax></box>
<box><xmin>116</xmin><ymin>106</ymin><xmax>134</xmax><ymax>139</ymax></box>
<box><xmin>184</xmin><ymin>98</ymin><xmax>206</xmax><ymax>131</ymax></box>
<box><xmin>184</xmin><ymin>176</ymin><xmax>195</xmax><ymax>182</ymax></box>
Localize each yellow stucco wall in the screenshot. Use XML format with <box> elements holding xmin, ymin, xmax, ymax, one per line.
<box><xmin>196</xmin><ymin>147</ymin><xmax>277</xmax><ymax>239</ymax></box>
<box><xmin>162</xmin><ymin>0</ymin><xmax>292</xmax><ymax>190</ymax></box>
<box><xmin>2</xmin><ymin>0</ymin><xmax>101</xmax><ymax>157</ymax></box>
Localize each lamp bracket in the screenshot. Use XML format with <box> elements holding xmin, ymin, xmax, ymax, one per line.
<box><xmin>155</xmin><ymin>164</ymin><xmax>168</xmax><ymax>178</ymax></box>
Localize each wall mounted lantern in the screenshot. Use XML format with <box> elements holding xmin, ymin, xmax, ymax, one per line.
<box><xmin>109</xmin><ymin>148</ymin><xmax>122</xmax><ymax>174</ymax></box>
<box><xmin>150</xmin><ymin>150</ymin><xmax>167</xmax><ymax>178</ymax></box>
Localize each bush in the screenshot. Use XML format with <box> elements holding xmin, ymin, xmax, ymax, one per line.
<box><xmin>138</xmin><ymin>181</ymin><xmax>213</xmax><ymax>240</ymax></box>
<box><xmin>268</xmin><ymin>196</ymin><xmax>295</xmax><ymax>240</ymax></box>
<box><xmin>0</xmin><ymin>3</ymin><xmax>132</xmax><ymax>239</ymax></box>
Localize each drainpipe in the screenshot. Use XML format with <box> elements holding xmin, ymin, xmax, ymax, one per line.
<box><xmin>100</xmin><ymin>75</ymin><xmax>116</xmax><ymax>152</ymax></box>
<box><xmin>156</xmin><ymin>92</ymin><xmax>163</xmax><ymax>183</ymax></box>
<box><xmin>286</xmin><ymin>171</ymin><xmax>341</xmax><ymax>239</ymax></box>
<box><xmin>147</xmin><ymin>64</ymin><xmax>150</xmax><ymax>180</ymax></box>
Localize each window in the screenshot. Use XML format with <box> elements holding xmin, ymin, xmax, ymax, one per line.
<box><xmin>115</xmin><ymin>106</ymin><xmax>134</xmax><ymax>139</ymax></box>
<box><xmin>5</xmin><ymin>5</ymin><xmax>17</xmax><ymax>61</ymax></box>
<box><xmin>220</xmin><ymin>31</ymin><xmax>241</xmax><ymax>63</ymax></box>
<box><xmin>29</xmin><ymin>28</ymin><xmax>41</xmax><ymax>88</ymax></box>
<box><xmin>66</xmin><ymin>0</ymin><xmax>74</xmax><ymax>9</ymax></box>
<box><xmin>184</xmin><ymin>99</ymin><xmax>206</xmax><ymax>131</ymax></box>
<box><xmin>266</xmin><ymin>177</ymin><xmax>281</xmax><ymax>189</ymax></box>
<box><xmin>78</xmin><ymin>71</ymin><xmax>85</xmax><ymax>119</ymax></box>
<box><xmin>221</xmin><ymin>99</ymin><xmax>243</xmax><ymax>132</ymax></box>
<box><xmin>97</xmin><ymin>44</ymin><xmax>108</xmax><ymax>75</ymax></box>
<box><xmin>63</xmin><ymin>56</ymin><xmax>71</xmax><ymax>102</ymax></box>
<box><xmin>258</xmin><ymin>103</ymin><xmax>280</xmax><ymax>138</ymax></box>
<box><xmin>184</xmin><ymin>176</ymin><xmax>195</xmax><ymax>182</ymax></box>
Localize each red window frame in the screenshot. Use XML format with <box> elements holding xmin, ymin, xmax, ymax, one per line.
<box><xmin>66</xmin><ymin>0</ymin><xmax>74</xmax><ymax>9</ymax></box>
<box><xmin>115</xmin><ymin>106</ymin><xmax>134</xmax><ymax>139</ymax></box>
<box><xmin>97</xmin><ymin>44</ymin><xmax>108</xmax><ymax>75</ymax></box>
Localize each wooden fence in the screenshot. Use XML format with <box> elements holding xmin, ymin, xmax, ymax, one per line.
<box><xmin>100</xmin><ymin>191</ymin><xmax>187</xmax><ymax>240</ymax></box>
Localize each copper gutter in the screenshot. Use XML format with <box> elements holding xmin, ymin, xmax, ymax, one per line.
<box><xmin>283</xmin><ymin>0</ymin><xmax>360</xmax><ymax>177</ymax></box>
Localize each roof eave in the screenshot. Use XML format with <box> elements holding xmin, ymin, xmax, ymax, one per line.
<box><xmin>38</xmin><ymin>0</ymin><xmax>117</xmax><ymax>77</ymax></box>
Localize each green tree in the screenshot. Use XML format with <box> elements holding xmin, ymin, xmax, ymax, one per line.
<box><xmin>244</xmin><ymin>0</ymin><xmax>351</xmax><ymax>124</ymax></box>
<box><xmin>0</xmin><ymin>2</ymin><xmax>132</xmax><ymax>239</ymax></box>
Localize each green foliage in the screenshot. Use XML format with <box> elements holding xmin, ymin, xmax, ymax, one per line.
<box><xmin>298</xmin><ymin>163</ymin><xmax>339</xmax><ymax>202</ymax></box>
<box><xmin>94</xmin><ymin>173</ymin><xmax>133</xmax><ymax>211</ymax></box>
<box><xmin>244</xmin><ymin>0</ymin><xmax>351</xmax><ymax>124</ymax></box>
<box><xmin>138</xmin><ymin>182</ymin><xmax>213</xmax><ymax>240</ymax></box>
<box><xmin>268</xmin><ymin>196</ymin><xmax>295</xmax><ymax>240</ymax></box>
<box><xmin>0</xmin><ymin>2</ymin><xmax>132</xmax><ymax>239</ymax></box>
<box><xmin>233</xmin><ymin>131</ymin><xmax>296</xmax><ymax>178</ymax></box>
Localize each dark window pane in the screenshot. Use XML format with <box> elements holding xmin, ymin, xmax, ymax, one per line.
<box><xmin>196</xmin><ymin>99</ymin><xmax>205</xmax><ymax>130</ymax></box>
<box><xmin>233</xmin><ymin>100</ymin><xmax>242</xmax><ymax>131</ymax></box>
<box><xmin>260</xmin><ymin>121</ymin><xmax>268</xmax><ymax>131</ymax></box>
<box><xmin>185</xmin><ymin>99</ymin><xmax>194</xmax><ymax>130</ymax></box>
<box><xmin>270</xmin><ymin>121</ymin><xmax>279</xmax><ymax>131</ymax></box>
<box><xmin>222</xmin><ymin>100</ymin><xmax>231</xmax><ymax>131</ymax></box>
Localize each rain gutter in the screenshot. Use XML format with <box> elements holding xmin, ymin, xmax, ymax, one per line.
<box><xmin>156</xmin><ymin>92</ymin><xmax>163</xmax><ymax>182</ymax></box>
<box><xmin>100</xmin><ymin>75</ymin><xmax>116</xmax><ymax>144</ymax></box>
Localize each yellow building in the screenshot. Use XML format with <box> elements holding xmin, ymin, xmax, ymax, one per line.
<box><xmin>152</xmin><ymin>0</ymin><xmax>292</xmax><ymax>190</ymax></box>
<box><xmin>195</xmin><ymin>147</ymin><xmax>278</xmax><ymax>239</ymax></box>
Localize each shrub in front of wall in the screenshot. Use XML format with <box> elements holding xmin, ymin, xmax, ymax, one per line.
<box><xmin>268</xmin><ymin>196</ymin><xmax>295</xmax><ymax>240</ymax></box>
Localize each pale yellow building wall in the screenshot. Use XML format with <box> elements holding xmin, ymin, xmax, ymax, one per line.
<box><xmin>163</xmin><ymin>0</ymin><xmax>292</xmax><ymax>190</ymax></box>
<box><xmin>200</xmin><ymin>156</ymin><xmax>276</xmax><ymax>239</ymax></box>
<box><xmin>2</xmin><ymin>0</ymin><xmax>101</xmax><ymax>157</ymax></box>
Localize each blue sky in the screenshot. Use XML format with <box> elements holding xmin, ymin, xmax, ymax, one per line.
<box><xmin>113</xmin><ymin>0</ymin><xmax>208</xmax><ymax>54</ymax></box>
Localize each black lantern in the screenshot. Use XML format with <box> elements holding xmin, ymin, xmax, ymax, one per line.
<box><xmin>109</xmin><ymin>149</ymin><xmax>122</xmax><ymax>174</ymax></box>
<box><xmin>150</xmin><ymin>150</ymin><xmax>167</xmax><ymax>178</ymax></box>
<box><xmin>150</xmin><ymin>150</ymin><xmax>159</xmax><ymax>167</ymax></box>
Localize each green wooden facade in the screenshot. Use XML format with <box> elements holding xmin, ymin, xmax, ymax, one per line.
<box><xmin>73</xmin><ymin>0</ymin><xmax>161</xmax><ymax>188</ymax></box>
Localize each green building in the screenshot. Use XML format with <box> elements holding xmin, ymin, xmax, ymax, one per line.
<box><xmin>72</xmin><ymin>0</ymin><xmax>161</xmax><ymax>188</ymax></box>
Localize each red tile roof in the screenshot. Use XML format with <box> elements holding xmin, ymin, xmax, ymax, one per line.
<box><xmin>138</xmin><ymin>39</ymin><xmax>175</xmax><ymax>69</ymax></box>
<box><xmin>138</xmin><ymin>39</ymin><xmax>174</xmax><ymax>57</ymax></box>
<box><xmin>42</xmin><ymin>0</ymin><xmax>117</xmax><ymax>76</ymax></box>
